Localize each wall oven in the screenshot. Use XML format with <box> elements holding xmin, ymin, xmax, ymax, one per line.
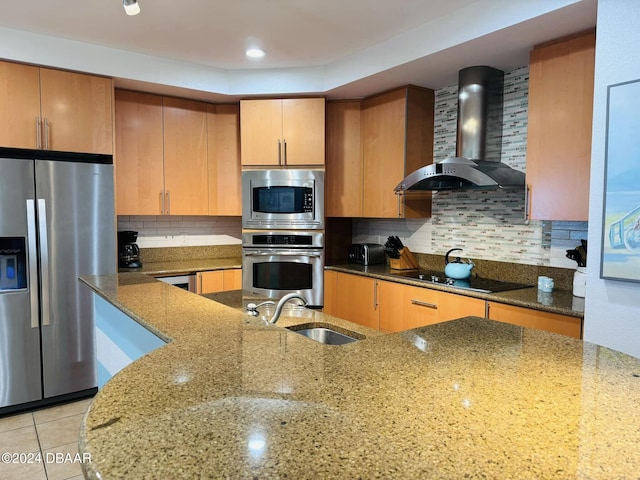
<box><xmin>242</xmin><ymin>231</ymin><xmax>324</xmax><ymax>307</ymax></box>
<box><xmin>242</xmin><ymin>169</ymin><xmax>324</xmax><ymax>230</ymax></box>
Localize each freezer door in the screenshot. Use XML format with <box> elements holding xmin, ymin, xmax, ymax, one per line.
<box><xmin>0</xmin><ymin>158</ymin><xmax>42</xmax><ymax>408</ymax></box>
<box><xmin>35</xmin><ymin>160</ymin><xmax>116</xmax><ymax>398</ymax></box>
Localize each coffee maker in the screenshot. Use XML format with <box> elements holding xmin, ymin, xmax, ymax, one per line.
<box><xmin>117</xmin><ymin>230</ymin><xmax>142</xmax><ymax>268</ymax></box>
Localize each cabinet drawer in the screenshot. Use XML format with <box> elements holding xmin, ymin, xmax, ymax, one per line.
<box><xmin>487</xmin><ymin>301</ymin><xmax>582</xmax><ymax>339</ymax></box>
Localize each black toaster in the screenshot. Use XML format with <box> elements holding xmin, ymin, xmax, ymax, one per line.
<box><xmin>348</xmin><ymin>243</ymin><xmax>386</xmax><ymax>266</ymax></box>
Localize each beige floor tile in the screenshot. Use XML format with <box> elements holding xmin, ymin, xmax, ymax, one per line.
<box><xmin>42</xmin><ymin>441</ymin><xmax>85</xmax><ymax>480</ymax></box>
<box><xmin>0</xmin><ymin>458</ymin><xmax>47</xmax><ymax>480</ymax></box>
<box><xmin>0</xmin><ymin>424</ymin><xmax>40</xmax><ymax>454</ymax></box>
<box><xmin>35</xmin><ymin>414</ymin><xmax>84</xmax><ymax>451</ymax></box>
<box><xmin>65</xmin><ymin>476</ymin><xmax>86</xmax><ymax>480</ymax></box>
<box><xmin>32</xmin><ymin>398</ymin><xmax>92</xmax><ymax>425</ymax></box>
<box><xmin>0</xmin><ymin>412</ymin><xmax>34</xmax><ymax>433</ymax></box>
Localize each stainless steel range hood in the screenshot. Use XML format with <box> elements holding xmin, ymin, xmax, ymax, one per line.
<box><xmin>395</xmin><ymin>66</ymin><xmax>525</xmax><ymax>192</ymax></box>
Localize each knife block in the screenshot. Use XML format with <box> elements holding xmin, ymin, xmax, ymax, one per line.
<box><xmin>390</xmin><ymin>247</ymin><xmax>419</xmax><ymax>270</ymax></box>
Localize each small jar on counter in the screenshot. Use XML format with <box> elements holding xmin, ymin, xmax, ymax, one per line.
<box><xmin>573</xmin><ymin>267</ymin><xmax>586</xmax><ymax>297</ymax></box>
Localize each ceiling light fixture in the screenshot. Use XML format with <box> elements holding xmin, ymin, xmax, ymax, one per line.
<box><xmin>245</xmin><ymin>48</ymin><xmax>266</xmax><ymax>59</ymax></box>
<box><xmin>123</xmin><ymin>0</ymin><xmax>140</xmax><ymax>16</ymax></box>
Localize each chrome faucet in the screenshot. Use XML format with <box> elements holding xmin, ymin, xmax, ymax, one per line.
<box><xmin>245</xmin><ymin>293</ymin><xmax>308</xmax><ymax>324</ymax></box>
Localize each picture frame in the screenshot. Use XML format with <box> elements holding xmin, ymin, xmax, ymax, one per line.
<box><xmin>601</xmin><ymin>78</ymin><xmax>640</xmax><ymax>282</ymax></box>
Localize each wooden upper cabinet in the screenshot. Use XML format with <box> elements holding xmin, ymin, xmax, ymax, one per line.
<box><xmin>526</xmin><ymin>30</ymin><xmax>596</xmax><ymax>221</ymax></box>
<box><xmin>163</xmin><ymin>96</ymin><xmax>209</xmax><ymax>215</ymax></box>
<box><xmin>115</xmin><ymin>90</ymin><xmax>164</xmax><ymax>215</ymax></box>
<box><xmin>207</xmin><ymin>104</ymin><xmax>242</xmax><ymax>216</ymax></box>
<box><xmin>115</xmin><ymin>91</ymin><xmax>212</xmax><ymax>216</ymax></box>
<box><xmin>240</xmin><ymin>98</ymin><xmax>325</xmax><ymax>166</ymax></box>
<box><xmin>0</xmin><ymin>61</ymin><xmax>113</xmax><ymax>154</ymax></box>
<box><xmin>39</xmin><ymin>68</ymin><xmax>113</xmax><ymax>154</ymax></box>
<box><xmin>362</xmin><ymin>86</ymin><xmax>434</xmax><ymax>218</ymax></box>
<box><xmin>325</xmin><ymin>100</ymin><xmax>363</xmax><ymax>217</ymax></box>
<box><xmin>0</xmin><ymin>61</ymin><xmax>41</xmax><ymax>149</ymax></box>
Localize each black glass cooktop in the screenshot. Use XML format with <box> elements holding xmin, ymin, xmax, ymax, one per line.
<box><xmin>388</xmin><ymin>270</ymin><xmax>532</xmax><ymax>294</ymax></box>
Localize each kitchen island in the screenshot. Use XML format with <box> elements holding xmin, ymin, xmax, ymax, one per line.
<box><xmin>79</xmin><ymin>273</ymin><xmax>640</xmax><ymax>479</ymax></box>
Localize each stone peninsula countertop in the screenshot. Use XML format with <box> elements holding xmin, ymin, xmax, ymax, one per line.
<box><xmin>78</xmin><ymin>273</ymin><xmax>640</xmax><ymax>479</ymax></box>
<box><xmin>326</xmin><ymin>264</ymin><xmax>584</xmax><ymax>318</ymax></box>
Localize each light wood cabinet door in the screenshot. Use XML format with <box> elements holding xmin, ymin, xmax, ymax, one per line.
<box><xmin>240</xmin><ymin>99</ymin><xmax>284</xmax><ymax>166</ymax></box>
<box><xmin>115</xmin><ymin>90</ymin><xmax>165</xmax><ymax>215</ymax></box>
<box><xmin>323</xmin><ymin>271</ymin><xmax>378</xmax><ymax>329</ymax></box>
<box><xmin>325</xmin><ymin>100</ymin><xmax>363</xmax><ymax>217</ymax></box>
<box><xmin>379</xmin><ymin>282</ymin><xmax>485</xmax><ymax>332</ymax></box>
<box><xmin>163</xmin><ymin>97</ymin><xmax>209</xmax><ymax>215</ymax></box>
<box><xmin>240</xmin><ymin>98</ymin><xmax>325</xmax><ymax>166</ymax></box>
<box><xmin>281</xmin><ymin>98</ymin><xmax>325</xmax><ymax>166</ymax></box>
<box><xmin>486</xmin><ymin>301</ymin><xmax>582</xmax><ymax>339</ymax></box>
<box><xmin>362</xmin><ymin>86</ymin><xmax>433</xmax><ymax>218</ymax></box>
<box><xmin>39</xmin><ymin>68</ymin><xmax>113</xmax><ymax>154</ymax></box>
<box><xmin>198</xmin><ymin>270</ymin><xmax>224</xmax><ymax>294</ymax></box>
<box><xmin>207</xmin><ymin>104</ymin><xmax>242</xmax><ymax>215</ymax></box>
<box><xmin>526</xmin><ymin>30</ymin><xmax>595</xmax><ymax>221</ymax></box>
<box><xmin>0</xmin><ymin>61</ymin><xmax>41</xmax><ymax>149</ymax></box>
<box><xmin>197</xmin><ymin>269</ymin><xmax>243</xmax><ymax>294</ymax></box>
<box><xmin>223</xmin><ymin>269</ymin><xmax>242</xmax><ymax>290</ymax></box>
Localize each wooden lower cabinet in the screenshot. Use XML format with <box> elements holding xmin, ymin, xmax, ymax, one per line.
<box><xmin>378</xmin><ymin>280</ymin><xmax>485</xmax><ymax>332</ymax></box>
<box><xmin>486</xmin><ymin>301</ymin><xmax>582</xmax><ymax>339</ymax></box>
<box><xmin>323</xmin><ymin>271</ymin><xmax>378</xmax><ymax>330</ymax></box>
<box><xmin>197</xmin><ymin>269</ymin><xmax>242</xmax><ymax>295</ymax></box>
<box><xmin>325</xmin><ymin>271</ymin><xmax>583</xmax><ymax>338</ymax></box>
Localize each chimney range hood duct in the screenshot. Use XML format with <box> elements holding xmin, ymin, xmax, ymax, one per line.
<box><xmin>395</xmin><ymin>66</ymin><xmax>525</xmax><ymax>192</ymax></box>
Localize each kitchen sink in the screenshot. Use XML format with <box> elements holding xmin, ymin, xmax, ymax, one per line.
<box><xmin>286</xmin><ymin>323</ymin><xmax>361</xmax><ymax>345</ymax></box>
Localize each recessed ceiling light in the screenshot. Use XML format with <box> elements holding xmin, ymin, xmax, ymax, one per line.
<box><xmin>245</xmin><ymin>48</ymin><xmax>266</xmax><ymax>59</ymax></box>
<box><xmin>123</xmin><ymin>0</ymin><xmax>140</xmax><ymax>16</ymax></box>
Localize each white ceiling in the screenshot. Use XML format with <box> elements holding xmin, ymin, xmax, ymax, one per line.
<box><xmin>0</xmin><ymin>0</ymin><xmax>597</xmax><ymax>101</ymax></box>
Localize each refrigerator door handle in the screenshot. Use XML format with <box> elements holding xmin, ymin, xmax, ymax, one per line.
<box><xmin>37</xmin><ymin>199</ymin><xmax>51</xmax><ymax>327</ymax></box>
<box><xmin>26</xmin><ymin>200</ymin><xmax>40</xmax><ymax>329</ymax></box>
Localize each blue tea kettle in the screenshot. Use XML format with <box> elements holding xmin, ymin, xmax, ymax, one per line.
<box><xmin>444</xmin><ymin>248</ymin><xmax>475</xmax><ymax>280</ymax></box>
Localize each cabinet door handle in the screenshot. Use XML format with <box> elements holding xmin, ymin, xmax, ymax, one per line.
<box><xmin>159</xmin><ymin>191</ymin><xmax>165</xmax><ymax>215</ymax></box>
<box><xmin>397</xmin><ymin>193</ymin><xmax>402</xmax><ymax>217</ymax></box>
<box><xmin>43</xmin><ymin>118</ymin><xmax>50</xmax><ymax>150</ymax></box>
<box><xmin>524</xmin><ymin>184</ymin><xmax>531</xmax><ymax>224</ymax></box>
<box><xmin>166</xmin><ymin>191</ymin><xmax>171</xmax><ymax>215</ymax></box>
<box><xmin>373</xmin><ymin>280</ymin><xmax>378</xmax><ymax>310</ymax></box>
<box><xmin>411</xmin><ymin>299</ymin><xmax>438</xmax><ymax>309</ymax></box>
<box><xmin>35</xmin><ymin>117</ymin><xmax>42</xmax><ymax>149</ymax></box>
<box><xmin>277</xmin><ymin>139</ymin><xmax>282</xmax><ymax>165</ymax></box>
<box><xmin>283</xmin><ymin>139</ymin><xmax>287</xmax><ymax>165</ymax></box>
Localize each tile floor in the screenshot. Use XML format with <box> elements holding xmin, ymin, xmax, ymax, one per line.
<box><xmin>0</xmin><ymin>397</ymin><xmax>93</xmax><ymax>480</ymax></box>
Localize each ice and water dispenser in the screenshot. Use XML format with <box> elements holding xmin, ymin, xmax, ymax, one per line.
<box><xmin>0</xmin><ymin>237</ymin><xmax>27</xmax><ymax>291</ymax></box>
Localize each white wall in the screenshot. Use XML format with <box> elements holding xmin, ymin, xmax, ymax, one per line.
<box><xmin>583</xmin><ymin>0</ymin><xmax>640</xmax><ymax>358</ymax></box>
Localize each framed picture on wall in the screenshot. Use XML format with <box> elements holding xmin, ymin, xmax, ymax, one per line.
<box><xmin>601</xmin><ymin>78</ymin><xmax>640</xmax><ymax>282</ymax></box>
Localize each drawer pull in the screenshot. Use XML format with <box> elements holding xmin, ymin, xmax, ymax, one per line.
<box><xmin>411</xmin><ymin>299</ymin><xmax>437</xmax><ymax>309</ymax></box>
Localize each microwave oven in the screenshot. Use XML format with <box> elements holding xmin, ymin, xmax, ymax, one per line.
<box><xmin>242</xmin><ymin>169</ymin><xmax>324</xmax><ymax>230</ymax></box>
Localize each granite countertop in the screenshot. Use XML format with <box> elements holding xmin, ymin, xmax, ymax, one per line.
<box><xmin>120</xmin><ymin>257</ymin><xmax>242</xmax><ymax>277</ymax></box>
<box><xmin>78</xmin><ymin>273</ymin><xmax>640</xmax><ymax>479</ymax></box>
<box><xmin>326</xmin><ymin>264</ymin><xmax>584</xmax><ymax>318</ymax></box>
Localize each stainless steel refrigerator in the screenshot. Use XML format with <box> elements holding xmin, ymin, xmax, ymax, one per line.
<box><xmin>0</xmin><ymin>153</ymin><xmax>115</xmax><ymax>413</ymax></box>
